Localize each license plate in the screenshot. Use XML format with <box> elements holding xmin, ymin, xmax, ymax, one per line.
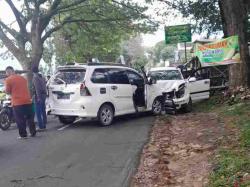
<box><xmin>57</xmin><ymin>94</ymin><xmax>70</xmax><ymax>99</ymax></box>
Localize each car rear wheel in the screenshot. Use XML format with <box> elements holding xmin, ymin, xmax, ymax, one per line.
<box><xmin>152</xmin><ymin>98</ymin><xmax>162</xmax><ymax>115</ymax></box>
<box><xmin>58</xmin><ymin>116</ymin><xmax>76</xmax><ymax>125</ymax></box>
<box><xmin>98</xmin><ymin>104</ymin><xmax>114</xmax><ymax>126</ymax></box>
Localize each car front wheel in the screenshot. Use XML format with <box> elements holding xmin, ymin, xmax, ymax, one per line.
<box><xmin>152</xmin><ymin>98</ymin><xmax>162</xmax><ymax>115</ymax></box>
<box><xmin>98</xmin><ymin>104</ymin><xmax>114</xmax><ymax>126</ymax></box>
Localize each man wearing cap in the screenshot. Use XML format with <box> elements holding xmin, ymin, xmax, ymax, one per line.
<box><xmin>4</xmin><ymin>66</ymin><xmax>36</xmax><ymax>139</ymax></box>
<box><xmin>32</xmin><ymin>67</ymin><xmax>47</xmax><ymax>130</ymax></box>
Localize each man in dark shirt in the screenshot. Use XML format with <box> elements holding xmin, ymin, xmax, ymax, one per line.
<box><xmin>32</xmin><ymin>67</ymin><xmax>47</xmax><ymax>130</ymax></box>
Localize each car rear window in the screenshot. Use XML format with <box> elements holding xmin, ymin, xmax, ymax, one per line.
<box><xmin>52</xmin><ymin>69</ymin><xmax>86</xmax><ymax>85</ymax></box>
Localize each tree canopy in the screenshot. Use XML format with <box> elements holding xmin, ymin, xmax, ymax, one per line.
<box><xmin>152</xmin><ymin>41</ymin><xmax>176</xmax><ymax>63</ymax></box>
<box><xmin>0</xmin><ymin>0</ymin><xmax>157</xmax><ymax>71</ymax></box>
<box><xmin>151</xmin><ymin>0</ymin><xmax>249</xmax><ymax>40</ymax></box>
<box><xmin>53</xmin><ymin>0</ymin><xmax>156</xmax><ymax>64</ymax></box>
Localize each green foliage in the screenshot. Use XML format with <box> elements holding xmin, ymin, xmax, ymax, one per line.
<box><xmin>247</xmin><ymin>14</ymin><xmax>250</xmax><ymax>41</ymax></box>
<box><xmin>54</xmin><ymin>0</ymin><xmax>157</xmax><ymax>64</ymax></box>
<box><xmin>210</xmin><ymin>150</ymin><xmax>250</xmax><ymax>187</ymax></box>
<box><xmin>0</xmin><ymin>0</ymin><xmax>158</xmax><ymax>70</ymax></box>
<box><xmin>195</xmin><ymin>99</ymin><xmax>250</xmax><ymax>186</ymax></box>
<box><xmin>148</xmin><ymin>0</ymin><xmax>222</xmax><ymax>37</ymax></box>
<box><xmin>120</xmin><ymin>35</ymin><xmax>145</xmax><ymax>66</ymax></box>
<box><xmin>152</xmin><ymin>41</ymin><xmax>176</xmax><ymax>63</ymax></box>
<box><xmin>222</xmin><ymin>103</ymin><xmax>250</xmax><ymax>148</ymax></box>
<box><xmin>151</xmin><ymin>0</ymin><xmax>250</xmax><ymax>40</ymax></box>
<box><xmin>132</xmin><ymin>56</ymin><xmax>148</xmax><ymax>71</ymax></box>
<box><xmin>193</xmin><ymin>95</ymin><xmax>221</xmax><ymax>112</ymax></box>
<box><xmin>42</xmin><ymin>39</ymin><xmax>54</xmax><ymax>74</ymax></box>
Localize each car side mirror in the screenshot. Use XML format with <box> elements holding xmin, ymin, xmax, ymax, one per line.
<box><xmin>148</xmin><ymin>77</ymin><xmax>157</xmax><ymax>85</ymax></box>
<box><xmin>189</xmin><ymin>77</ymin><xmax>197</xmax><ymax>82</ymax></box>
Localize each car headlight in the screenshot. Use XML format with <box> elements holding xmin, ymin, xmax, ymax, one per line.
<box><xmin>176</xmin><ymin>84</ymin><xmax>186</xmax><ymax>98</ymax></box>
<box><xmin>163</xmin><ymin>90</ymin><xmax>175</xmax><ymax>99</ymax></box>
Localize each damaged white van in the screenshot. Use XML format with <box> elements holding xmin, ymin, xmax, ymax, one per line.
<box><xmin>148</xmin><ymin>67</ymin><xmax>210</xmax><ymax>112</ymax></box>
<box><xmin>47</xmin><ymin>63</ymin><xmax>168</xmax><ymax>126</ymax></box>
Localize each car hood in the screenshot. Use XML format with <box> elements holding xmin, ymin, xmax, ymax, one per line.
<box><xmin>155</xmin><ymin>80</ymin><xmax>186</xmax><ymax>92</ymax></box>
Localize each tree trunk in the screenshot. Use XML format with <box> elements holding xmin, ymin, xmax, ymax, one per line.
<box><xmin>20</xmin><ymin>59</ymin><xmax>33</xmax><ymax>93</ymax></box>
<box><xmin>220</xmin><ymin>0</ymin><xmax>250</xmax><ymax>88</ymax></box>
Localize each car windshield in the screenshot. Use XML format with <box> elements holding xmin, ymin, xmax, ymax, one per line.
<box><xmin>149</xmin><ymin>70</ymin><xmax>183</xmax><ymax>80</ymax></box>
<box><xmin>52</xmin><ymin>69</ymin><xmax>86</xmax><ymax>85</ymax></box>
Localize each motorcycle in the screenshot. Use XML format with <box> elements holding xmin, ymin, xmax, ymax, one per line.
<box><xmin>0</xmin><ymin>96</ymin><xmax>14</xmax><ymax>130</ymax></box>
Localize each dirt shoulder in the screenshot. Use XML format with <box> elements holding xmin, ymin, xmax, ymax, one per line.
<box><xmin>131</xmin><ymin>112</ymin><xmax>227</xmax><ymax>187</ymax></box>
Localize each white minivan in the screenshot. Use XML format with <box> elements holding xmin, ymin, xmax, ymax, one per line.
<box><xmin>47</xmin><ymin>63</ymin><xmax>168</xmax><ymax>126</ymax></box>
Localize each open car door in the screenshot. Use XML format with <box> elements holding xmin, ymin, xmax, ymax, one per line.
<box><xmin>188</xmin><ymin>68</ymin><xmax>210</xmax><ymax>101</ymax></box>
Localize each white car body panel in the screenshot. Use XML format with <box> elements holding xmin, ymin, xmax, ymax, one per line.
<box><xmin>48</xmin><ymin>65</ymin><xmax>156</xmax><ymax>119</ymax></box>
<box><xmin>149</xmin><ymin>67</ymin><xmax>210</xmax><ymax>109</ymax></box>
<box><xmin>47</xmin><ymin>64</ymin><xmax>210</xmax><ymax>121</ymax></box>
<box><xmin>189</xmin><ymin>79</ymin><xmax>210</xmax><ymax>101</ymax></box>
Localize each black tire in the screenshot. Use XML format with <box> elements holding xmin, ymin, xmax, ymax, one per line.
<box><xmin>98</xmin><ymin>104</ymin><xmax>114</xmax><ymax>126</ymax></box>
<box><xmin>152</xmin><ymin>98</ymin><xmax>162</xmax><ymax>115</ymax></box>
<box><xmin>182</xmin><ymin>98</ymin><xmax>192</xmax><ymax>113</ymax></box>
<box><xmin>0</xmin><ymin>110</ymin><xmax>11</xmax><ymax>130</ymax></box>
<box><xmin>58</xmin><ymin>116</ymin><xmax>76</xmax><ymax>125</ymax></box>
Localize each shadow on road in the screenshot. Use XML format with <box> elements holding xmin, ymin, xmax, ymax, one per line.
<box><xmin>66</xmin><ymin>112</ymin><xmax>155</xmax><ymax>130</ymax></box>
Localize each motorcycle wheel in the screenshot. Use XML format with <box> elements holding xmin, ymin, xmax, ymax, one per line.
<box><xmin>0</xmin><ymin>110</ymin><xmax>11</xmax><ymax>130</ymax></box>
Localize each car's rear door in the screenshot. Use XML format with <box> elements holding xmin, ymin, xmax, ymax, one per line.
<box><xmin>48</xmin><ymin>68</ymin><xmax>86</xmax><ymax>109</ymax></box>
<box><xmin>107</xmin><ymin>68</ymin><xmax>134</xmax><ymax>114</ymax></box>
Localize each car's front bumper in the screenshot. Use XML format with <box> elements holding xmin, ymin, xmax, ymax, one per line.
<box><xmin>163</xmin><ymin>93</ymin><xmax>190</xmax><ymax>111</ymax></box>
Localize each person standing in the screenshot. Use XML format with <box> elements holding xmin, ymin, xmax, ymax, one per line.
<box><xmin>4</xmin><ymin>66</ymin><xmax>36</xmax><ymax>139</ymax></box>
<box><xmin>32</xmin><ymin>67</ymin><xmax>47</xmax><ymax>130</ymax></box>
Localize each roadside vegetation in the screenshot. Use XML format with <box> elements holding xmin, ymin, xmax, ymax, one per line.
<box><xmin>194</xmin><ymin>94</ymin><xmax>250</xmax><ymax>187</ymax></box>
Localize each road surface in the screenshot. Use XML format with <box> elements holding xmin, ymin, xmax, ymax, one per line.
<box><xmin>0</xmin><ymin>114</ymin><xmax>154</xmax><ymax>187</ymax></box>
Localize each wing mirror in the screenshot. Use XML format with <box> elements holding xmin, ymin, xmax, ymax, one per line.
<box><xmin>189</xmin><ymin>77</ymin><xmax>197</xmax><ymax>82</ymax></box>
<box><xmin>148</xmin><ymin>77</ymin><xmax>157</xmax><ymax>85</ymax></box>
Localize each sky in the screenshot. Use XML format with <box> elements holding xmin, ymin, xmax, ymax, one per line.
<box><xmin>0</xmin><ymin>1</ymin><xmax>221</xmax><ymax>70</ymax></box>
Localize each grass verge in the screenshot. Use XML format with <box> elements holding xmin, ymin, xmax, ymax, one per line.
<box><xmin>194</xmin><ymin>98</ymin><xmax>250</xmax><ymax>187</ymax></box>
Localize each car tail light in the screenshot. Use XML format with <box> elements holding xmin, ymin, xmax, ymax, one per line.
<box><xmin>80</xmin><ymin>82</ymin><xmax>91</xmax><ymax>96</ymax></box>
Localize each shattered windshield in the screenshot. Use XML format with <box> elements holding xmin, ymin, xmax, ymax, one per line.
<box><xmin>52</xmin><ymin>69</ymin><xmax>86</xmax><ymax>85</ymax></box>
<box><xmin>149</xmin><ymin>70</ymin><xmax>183</xmax><ymax>80</ymax></box>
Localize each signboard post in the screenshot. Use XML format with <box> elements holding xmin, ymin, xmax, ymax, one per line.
<box><xmin>165</xmin><ymin>24</ymin><xmax>192</xmax><ymax>63</ymax></box>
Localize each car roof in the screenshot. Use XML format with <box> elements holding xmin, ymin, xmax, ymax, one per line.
<box><xmin>57</xmin><ymin>62</ymin><xmax>136</xmax><ymax>70</ymax></box>
<box><xmin>149</xmin><ymin>67</ymin><xmax>180</xmax><ymax>71</ymax></box>
<box><xmin>57</xmin><ymin>63</ymin><xmax>87</xmax><ymax>69</ymax></box>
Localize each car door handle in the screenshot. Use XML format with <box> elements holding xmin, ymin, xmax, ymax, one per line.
<box><xmin>111</xmin><ymin>85</ymin><xmax>118</xmax><ymax>90</ymax></box>
<box><xmin>204</xmin><ymin>80</ymin><xmax>210</xmax><ymax>84</ymax></box>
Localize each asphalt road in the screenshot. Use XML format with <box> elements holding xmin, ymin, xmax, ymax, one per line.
<box><xmin>0</xmin><ymin>113</ymin><xmax>154</xmax><ymax>187</ymax></box>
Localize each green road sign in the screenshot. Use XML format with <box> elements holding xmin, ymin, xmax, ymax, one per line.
<box><xmin>165</xmin><ymin>24</ymin><xmax>191</xmax><ymax>44</ymax></box>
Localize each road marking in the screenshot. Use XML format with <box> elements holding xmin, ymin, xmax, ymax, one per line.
<box><xmin>57</xmin><ymin>118</ymin><xmax>86</xmax><ymax>131</ymax></box>
<box><xmin>57</xmin><ymin>125</ymin><xmax>71</xmax><ymax>131</ymax></box>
